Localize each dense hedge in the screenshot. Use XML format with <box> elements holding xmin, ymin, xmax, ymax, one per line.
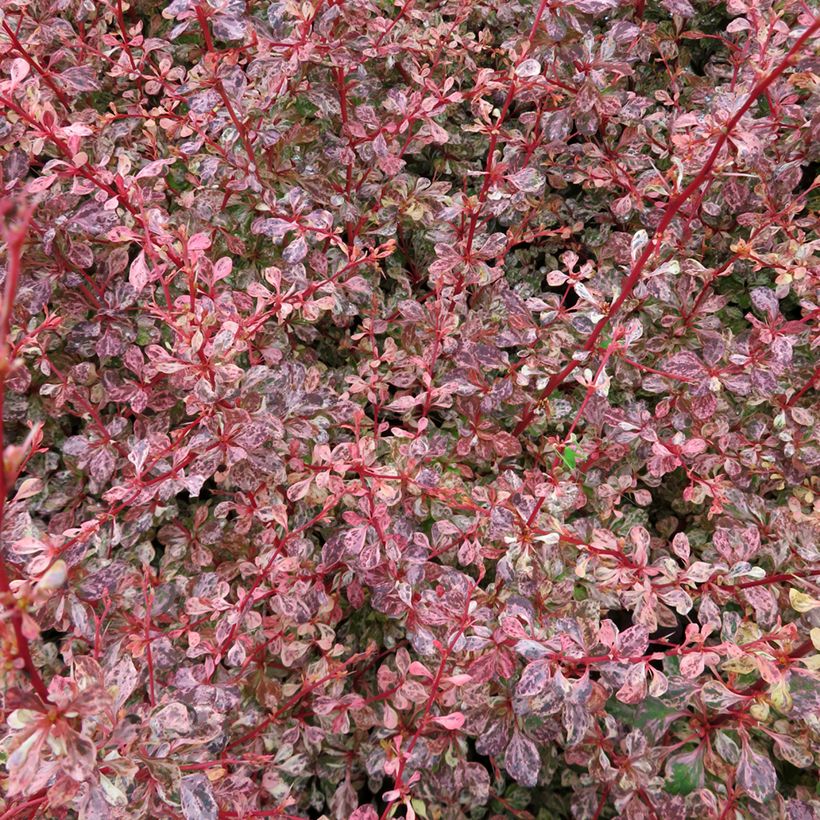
<box><xmin>1</xmin><ymin>0</ymin><xmax>819</xmax><ymax>817</ymax></box>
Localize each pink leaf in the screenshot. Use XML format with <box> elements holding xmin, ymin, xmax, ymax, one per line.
<box><xmin>129</xmin><ymin>251</ymin><xmax>151</xmax><ymax>294</ymax></box>
<box><xmin>507</xmin><ymin>167</ymin><xmax>545</xmax><ymax>193</ymax></box>
<box><xmin>616</xmin><ymin>663</ymin><xmax>647</xmax><ymax>704</ymax></box>
<box><xmin>350</xmin><ymin>808</ymin><xmax>378</xmax><ymax>820</ymax></box>
<box><xmin>516</xmin><ymin>660</ymin><xmax>549</xmax><ymax>698</ymax></box>
<box><xmin>343</xmin><ymin>526</ymin><xmax>368</xmax><ymax>556</ymax></box>
<box><xmin>213</xmin><ymin>257</ymin><xmax>233</xmax><ymax>281</ymax></box>
<box><xmin>737</xmin><ymin>742</ymin><xmax>776</xmax><ymax>804</ymax></box>
<box><xmin>408</xmin><ymin>661</ymin><xmax>433</xmax><ymax>679</ymax></box>
<box><xmin>515</xmin><ymin>59</ymin><xmax>541</xmax><ymax>78</ymax></box>
<box><xmin>283</xmin><ymin>235</ymin><xmax>307</xmax><ymax>264</ymax></box>
<box><xmin>617</xmin><ymin>624</ymin><xmax>649</xmax><ymax>657</ymax></box>
<box><xmin>505</xmin><ymin>731</ymin><xmax>540</xmax><ymax>788</ymax></box>
<box><xmin>187</xmin><ymin>232</ymin><xmax>212</xmax><ymax>251</ymax></box>
<box><xmin>661</xmin><ymin>0</ymin><xmax>695</xmax><ymax>15</ymax></box>
<box><xmin>662</xmin><ymin>351</ymin><xmax>706</xmax><ymax>380</ymax></box>
<box><xmin>135</xmin><ymin>158</ymin><xmax>177</xmax><ymax>179</ymax></box>
<box><xmin>432</xmin><ymin>712</ymin><xmax>465</xmax><ymax>730</ymax></box>
<box><xmin>287</xmin><ymin>476</ymin><xmax>313</xmax><ymax>501</ymax></box>
<box><xmin>10</xmin><ymin>59</ymin><xmax>30</xmax><ymax>86</ymax></box>
<box><xmin>679</xmin><ymin>652</ymin><xmax>706</xmax><ymax>679</ymax></box>
<box><xmin>180</xmin><ymin>774</ymin><xmax>218</xmax><ymax>820</ymax></box>
<box><xmin>58</xmin><ymin>66</ymin><xmax>100</xmax><ymax>91</ymax></box>
<box><xmin>386</xmin><ymin>394</ymin><xmax>421</xmax><ymax>412</ymax></box>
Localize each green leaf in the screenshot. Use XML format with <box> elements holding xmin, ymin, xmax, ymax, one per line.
<box><xmin>293</xmin><ymin>97</ymin><xmax>318</xmax><ymax>117</ymax></box>
<box><xmin>607</xmin><ymin>696</ymin><xmax>682</xmax><ymax>743</ymax></box>
<box><xmin>666</xmin><ymin>762</ymin><xmax>698</xmax><ymax>795</ymax></box>
<box><xmin>561</xmin><ymin>446</ymin><xmax>577</xmax><ymax>469</ymax></box>
<box><xmin>411</xmin><ymin>799</ymin><xmax>428</xmax><ymax>819</ymax></box>
<box><xmin>663</xmin><ymin>655</ymin><xmax>681</xmax><ymax>676</ymax></box>
<box><xmin>666</xmin><ymin>747</ymin><xmax>704</xmax><ymax>795</ymax></box>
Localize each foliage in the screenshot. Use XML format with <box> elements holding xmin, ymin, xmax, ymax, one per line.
<box><xmin>1</xmin><ymin>0</ymin><xmax>819</xmax><ymax>817</ymax></box>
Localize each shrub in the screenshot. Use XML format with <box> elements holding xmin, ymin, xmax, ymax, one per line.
<box><xmin>1</xmin><ymin>0</ymin><xmax>819</xmax><ymax>817</ymax></box>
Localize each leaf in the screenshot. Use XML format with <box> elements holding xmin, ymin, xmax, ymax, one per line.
<box><xmin>560</xmin><ymin>446</ymin><xmax>577</xmax><ymax>469</ymax></box>
<box><xmin>100</xmin><ymin>773</ymin><xmax>128</xmax><ymax>806</ymax></box>
<box><xmin>69</xmin><ymin>201</ymin><xmax>120</xmax><ymax>236</ymax></box>
<box><xmin>343</xmin><ymin>526</ymin><xmax>368</xmax><ymax>556</ymax></box>
<box><xmin>737</xmin><ymin>742</ymin><xmax>777</xmax><ymax>804</ymax></box>
<box><xmin>742</xmin><ymin>585</ymin><xmax>778</xmax><ymax>626</ymax></box>
<box><xmin>617</xmin><ymin>624</ymin><xmax>649</xmax><ymax>657</ymax></box>
<box><xmin>213</xmin><ymin>13</ymin><xmax>246</xmax><ymax>41</ymax></box>
<box><xmin>151</xmin><ymin>702</ymin><xmax>192</xmax><ymax>737</ymax></box>
<box><xmin>701</xmin><ymin>680</ymin><xmax>747</xmax><ymax>710</ymax></box>
<box><xmin>504</xmin><ymin>731</ymin><xmax>540</xmax><ymax>788</ymax></box>
<box><xmin>681</xmin><ymin>437</ymin><xmax>707</xmax><ymax>456</ymax></box>
<box><xmin>611</xmin><ymin>194</ymin><xmax>633</xmax><ymax>219</ymax></box>
<box><xmin>432</xmin><ymin>712</ymin><xmax>465</xmax><ymax>730</ymax></box>
<box><xmin>226</xmin><ymin>640</ymin><xmax>246</xmax><ymax>667</ymax></box>
<box><xmin>26</xmin><ymin>175</ymin><xmax>58</xmax><ymax>193</ymax></box>
<box><xmin>515</xmin><ymin>59</ymin><xmax>541</xmax><ymax>78</ymax></box>
<box><xmin>516</xmin><ymin>660</ymin><xmax>549</xmax><ymax>698</ymax></box>
<box><xmin>616</xmin><ymin>663</ymin><xmax>647</xmax><ymax>704</ymax></box>
<box><xmin>350</xmin><ymin>808</ymin><xmax>378</xmax><ymax>820</ymax></box>
<box><xmin>282</xmin><ymin>235</ymin><xmax>307</xmax><ymax>265</ymax></box>
<box><xmin>630</xmin><ymin>229</ymin><xmax>649</xmax><ymax>260</ymax></box>
<box><xmin>515</xmin><ymin>639</ymin><xmax>550</xmax><ymax>660</ymax></box>
<box><xmin>135</xmin><ymin>158</ymin><xmax>177</xmax><ymax>179</ymax></box>
<box><xmin>607</xmin><ymin>696</ymin><xmax>681</xmax><ymax>741</ymax></box>
<box><xmin>562</xmin><ymin>703</ymin><xmax>590</xmax><ymax>746</ymax></box>
<box><xmin>287</xmin><ymin>475</ymin><xmax>313</xmax><ymax>501</ymax></box>
<box><xmin>750</xmin><ymin>287</ymin><xmax>779</xmax><ymax>319</ymax></box>
<box><xmin>572</xmin><ymin>0</ymin><xmax>619</xmax><ymax>12</ymax></box>
<box><xmin>106</xmin><ymin>656</ymin><xmax>139</xmax><ymax>711</ymax></box>
<box><xmin>661</xmin><ymin>0</ymin><xmax>695</xmax><ymax>15</ymax></box>
<box><xmin>476</xmin><ymin>719</ymin><xmax>510</xmax><ymax>757</ymax></box>
<box><xmin>180</xmin><ymin>774</ymin><xmax>219</xmax><ymax>820</ymax></box>
<box><xmin>541</xmin><ymin>109</ymin><xmax>572</xmax><ymax>142</ymax></box>
<box><xmin>665</xmin><ymin>747</ymin><xmax>704</xmax><ymax>795</ymax></box>
<box><xmin>647</xmin><ymin>666</ymin><xmax>669</xmax><ymax>698</ymax></box>
<box><xmin>10</xmin><ymin>58</ymin><xmax>30</xmax><ymax>86</ymax></box>
<box><xmin>714</xmin><ymin>731</ymin><xmax>740</xmax><ymax>764</ymax></box>
<box><xmin>789</xmin><ymin>588</ymin><xmax>819</xmax><ymax>613</ymax></box>
<box><xmin>187</xmin><ymin>232</ymin><xmax>212</xmax><ymax>251</ymax></box>
<box><xmin>13</xmin><ymin>477</ymin><xmax>43</xmax><ymax>501</ymax></box>
<box><xmin>386</xmin><ymin>394</ymin><xmax>421</xmax><ymax>412</ymax></box>
<box><xmin>58</xmin><ymin>66</ymin><xmax>101</xmax><ymax>92</ymax></box>
<box><xmin>679</xmin><ymin>652</ymin><xmax>705</xmax><ymax>679</ymax></box>
<box><xmin>61</xmin><ymin>732</ymin><xmax>97</xmax><ymax>781</ymax></box>
<box><xmin>662</xmin><ymin>351</ymin><xmax>706</xmax><ymax>380</ymax></box>
<box><xmin>507</xmin><ymin>167</ymin><xmax>545</xmax><ymax>193</ymax></box>
<box><xmin>630</xmin><ymin>525</ymin><xmax>650</xmax><ymax>564</ymax></box>
<box><xmin>493</xmin><ymin>431</ymin><xmax>522</xmax><ymax>458</ymax></box>
<box><xmin>35</xmin><ymin>560</ymin><xmax>67</xmax><ymax>591</ymax></box>
<box><xmin>129</xmin><ymin>251</ymin><xmax>151</xmax><ymax>294</ymax></box>
<box><xmin>532</xmin><ymin>672</ymin><xmax>569</xmax><ymax>716</ymax></box>
<box><xmin>213</xmin><ymin>257</ymin><xmax>233</xmax><ymax>281</ymax></box>
<box><xmin>408</xmin><ymin>661</ymin><xmax>433</xmax><ymax>678</ymax></box>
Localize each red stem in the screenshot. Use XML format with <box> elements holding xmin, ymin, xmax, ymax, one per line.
<box><xmin>514</xmin><ymin>18</ymin><xmax>820</xmax><ymax>436</ymax></box>
<box><xmin>0</xmin><ymin>206</ymin><xmax>51</xmax><ymax>704</ymax></box>
<box><xmin>1</xmin><ymin>19</ymin><xmax>73</xmax><ymax>108</ymax></box>
<box><xmin>461</xmin><ymin>0</ymin><xmax>551</xmax><ymax>276</ymax></box>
